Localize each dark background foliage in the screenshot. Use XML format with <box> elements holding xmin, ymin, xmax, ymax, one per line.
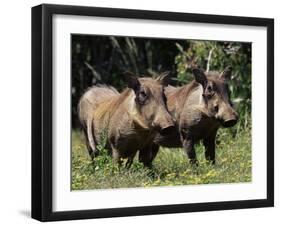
<box><xmin>72</xmin><ymin>35</ymin><xmax>251</xmax><ymax>128</ymax></box>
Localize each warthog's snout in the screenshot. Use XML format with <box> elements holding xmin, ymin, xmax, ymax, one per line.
<box><xmin>222</xmin><ymin>116</ymin><xmax>238</xmax><ymax>128</ymax></box>
<box><xmin>153</xmin><ymin>112</ymin><xmax>174</xmax><ymax>133</ymax></box>
<box><xmin>220</xmin><ymin>104</ymin><xmax>239</xmax><ymax>128</ymax></box>
<box><xmin>160</xmin><ymin>125</ymin><xmax>175</xmax><ymax>135</ymax></box>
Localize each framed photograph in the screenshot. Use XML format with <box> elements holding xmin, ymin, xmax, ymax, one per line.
<box><xmin>32</xmin><ymin>4</ymin><xmax>274</xmax><ymax>221</ymax></box>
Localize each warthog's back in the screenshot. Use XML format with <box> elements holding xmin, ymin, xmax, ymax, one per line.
<box><xmin>78</xmin><ymin>85</ymin><xmax>119</xmax><ymax>127</ymax></box>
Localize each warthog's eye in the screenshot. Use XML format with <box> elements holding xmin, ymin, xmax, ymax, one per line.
<box><xmin>203</xmin><ymin>84</ymin><xmax>215</xmax><ymax>99</ymax></box>
<box><xmin>214</xmin><ymin>105</ymin><xmax>219</xmax><ymax>112</ymax></box>
<box><xmin>140</xmin><ymin>90</ymin><xmax>147</xmax><ymax>98</ymax></box>
<box><xmin>137</xmin><ymin>90</ymin><xmax>147</xmax><ymax>105</ymax></box>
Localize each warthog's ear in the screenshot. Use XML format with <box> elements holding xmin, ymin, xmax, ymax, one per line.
<box><xmin>156</xmin><ymin>71</ymin><xmax>170</xmax><ymax>87</ymax></box>
<box><xmin>219</xmin><ymin>66</ymin><xmax>232</xmax><ymax>81</ymax></box>
<box><xmin>124</xmin><ymin>71</ymin><xmax>141</xmax><ymax>92</ymax></box>
<box><xmin>192</xmin><ymin>67</ymin><xmax>207</xmax><ymax>89</ymax></box>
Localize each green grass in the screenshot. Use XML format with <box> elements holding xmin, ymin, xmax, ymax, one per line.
<box><xmin>71</xmin><ymin>124</ymin><xmax>251</xmax><ymax>190</ymax></box>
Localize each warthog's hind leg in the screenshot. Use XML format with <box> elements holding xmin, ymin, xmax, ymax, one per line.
<box><xmin>181</xmin><ymin>135</ymin><xmax>198</xmax><ymax>166</ymax></box>
<box><xmin>111</xmin><ymin>147</ymin><xmax>123</xmax><ymax>167</ymax></box>
<box><xmin>83</xmin><ymin>121</ymin><xmax>99</xmax><ymax>160</ymax></box>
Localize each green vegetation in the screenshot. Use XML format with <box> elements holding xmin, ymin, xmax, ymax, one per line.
<box><xmin>72</xmin><ymin>120</ymin><xmax>251</xmax><ymax>190</ymax></box>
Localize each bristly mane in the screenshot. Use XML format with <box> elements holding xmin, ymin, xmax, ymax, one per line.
<box><xmin>94</xmin><ymin>88</ymin><xmax>132</xmax><ymax>120</ymax></box>
<box><xmin>168</xmin><ymin>80</ymin><xmax>199</xmax><ymax>111</ymax></box>
<box><xmin>94</xmin><ymin>84</ymin><xmax>119</xmax><ymax>94</ymax></box>
<box><xmin>94</xmin><ymin>87</ymin><xmax>150</xmax><ymax>129</ymax></box>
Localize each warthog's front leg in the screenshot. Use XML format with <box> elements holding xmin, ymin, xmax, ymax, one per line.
<box><xmin>139</xmin><ymin>143</ymin><xmax>160</xmax><ymax>168</ymax></box>
<box><xmin>203</xmin><ymin>135</ymin><xmax>216</xmax><ymax>164</ymax></box>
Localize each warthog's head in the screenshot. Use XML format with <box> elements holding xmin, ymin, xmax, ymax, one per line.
<box><xmin>125</xmin><ymin>72</ymin><xmax>174</xmax><ymax>133</ymax></box>
<box><xmin>192</xmin><ymin>66</ymin><xmax>239</xmax><ymax>128</ymax></box>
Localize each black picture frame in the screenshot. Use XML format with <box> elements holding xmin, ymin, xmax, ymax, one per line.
<box><xmin>31</xmin><ymin>3</ymin><xmax>274</xmax><ymax>222</ymax></box>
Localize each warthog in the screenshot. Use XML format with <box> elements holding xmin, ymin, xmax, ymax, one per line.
<box><xmin>139</xmin><ymin>66</ymin><xmax>239</xmax><ymax>167</ymax></box>
<box><xmin>78</xmin><ymin>73</ymin><xmax>174</xmax><ymax>167</ymax></box>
